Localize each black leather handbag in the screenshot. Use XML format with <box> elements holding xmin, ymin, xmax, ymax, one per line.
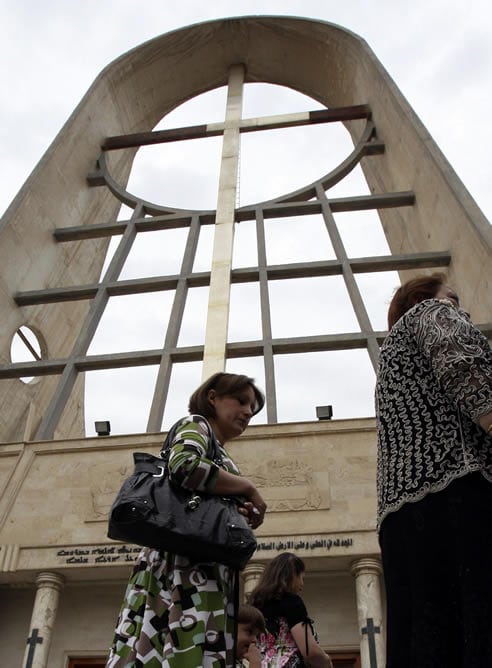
<box><xmin>107</xmin><ymin>420</ymin><xmax>257</xmax><ymax>570</ymax></box>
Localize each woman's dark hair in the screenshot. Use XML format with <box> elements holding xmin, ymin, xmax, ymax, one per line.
<box><xmin>247</xmin><ymin>553</ymin><xmax>305</xmax><ymax>608</ymax></box>
<box><xmin>237</xmin><ymin>604</ymin><xmax>266</xmax><ymax>634</ymax></box>
<box><xmin>387</xmin><ymin>272</ymin><xmax>447</xmax><ymax>329</ymax></box>
<box><xmin>188</xmin><ymin>372</ymin><xmax>265</xmax><ymax>419</ymax></box>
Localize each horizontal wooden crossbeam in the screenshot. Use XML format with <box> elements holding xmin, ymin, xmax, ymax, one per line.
<box><xmin>101</xmin><ymin>105</ymin><xmax>371</xmax><ymax>150</ymax></box>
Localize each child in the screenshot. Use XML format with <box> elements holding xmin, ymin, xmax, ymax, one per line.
<box><xmin>237</xmin><ymin>604</ymin><xmax>266</xmax><ymax>667</ymax></box>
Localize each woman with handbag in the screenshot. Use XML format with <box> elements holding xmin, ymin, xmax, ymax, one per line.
<box><xmin>248</xmin><ymin>552</ymin><xmax>333</xmax><ymax>667</ymax></box>
<box><xmin>106</xmin><ymin>372</ymin><xmax>267</xmax><ymax>668</ymax></box>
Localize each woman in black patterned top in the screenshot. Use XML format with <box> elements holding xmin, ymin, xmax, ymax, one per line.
<box><xmin>376</xmin><ymin>273</ymin><xmax>492</xmax><ymax>667</ymax></box>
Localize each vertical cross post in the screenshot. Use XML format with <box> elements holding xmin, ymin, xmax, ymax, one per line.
<box><xmin>202</xmin><ymin>63</ymin><xmax>245</xmax><ymax>380</ymax></box>
<box><xmin>361</xmin><ymin>617</ymin><xmax>380</xmax><ymax>668</ymax></box>
<box><xmin>25</xmin><ymin>628</ymin><xmax>43</xmax><ymax>668</ymax></box>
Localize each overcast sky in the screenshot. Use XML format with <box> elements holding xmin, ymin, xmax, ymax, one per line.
<box><xmin>2</xmin><ymin>0</ymin><xmax>491</xmax><ymax>436</ymax></box>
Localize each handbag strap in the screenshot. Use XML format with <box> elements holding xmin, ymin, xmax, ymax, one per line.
<box><xmin>133</xmin><ymin>460</ymin><xmax>163</xmax><ymax>475</ymax></box>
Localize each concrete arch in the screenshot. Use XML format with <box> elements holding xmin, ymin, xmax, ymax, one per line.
<box><xmin>0</xmin><ymin>16</ymin><xmax>490</xmax><ymax>441</ymax></box>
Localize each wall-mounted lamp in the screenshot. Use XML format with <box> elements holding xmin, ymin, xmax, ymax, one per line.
<box><xmin>95</xmin><ymin>420</ymin><xmax>111</xmax><ymax>436</ymax></box>
<box><xmin>316</xmin><ymin>405</ymin><xmax>333</xmax><ymax>421</ymax></box>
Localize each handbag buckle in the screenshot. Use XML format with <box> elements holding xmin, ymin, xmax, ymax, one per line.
<box><xmin>187</xmin><ymin>495</ymin><xmax>202</xmax><ymax>511</ymax></box>
<box><xmin>152</xmin><ymin>466</ymin><xmax>165</xmax><ymax>478</ymax></box>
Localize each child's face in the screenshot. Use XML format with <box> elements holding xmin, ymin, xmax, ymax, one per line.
<box><xmin>237</xmin><ymin>623</ymin><xmax>259</xmax><ymax>660</ymax></box>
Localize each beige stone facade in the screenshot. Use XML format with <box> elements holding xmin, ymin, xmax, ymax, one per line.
<box><xmin>1</xmin><ymin>419</ymin><xmax>378</xmax><ymax>666</ymax></box>
<box><xmin>0</xmin><ymin>14</ymin><xmax>491</xmax><ymax>668</ymax></box>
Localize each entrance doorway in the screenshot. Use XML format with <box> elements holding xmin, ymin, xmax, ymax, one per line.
<box><xmin>331</xmin><ymin>652</ymin><xmax>361</xmax><ymax>667</ymax></box>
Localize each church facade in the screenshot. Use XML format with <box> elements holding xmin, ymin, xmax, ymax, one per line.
<box><xmin>0</xmin><ymin>16</ymin><xmax>491</xmax><ymax>668</ymax></box>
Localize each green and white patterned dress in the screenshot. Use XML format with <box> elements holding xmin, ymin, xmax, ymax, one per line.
<box><xmin>106</xmin><ymin>415</ymin><xmax>240</xmax><ymax>668</ymax></box>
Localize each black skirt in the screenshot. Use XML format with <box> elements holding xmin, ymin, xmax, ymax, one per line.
<box><xmin>379</xmin><ymin>472</ymin><xmax>492</xmax><ymax>668</ymax></box>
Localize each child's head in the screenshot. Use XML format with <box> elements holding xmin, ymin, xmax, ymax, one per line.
<box><xmin>237</xmin><ymin>604</ymin><xmax>265</xmax><ymax>660</ymax></box>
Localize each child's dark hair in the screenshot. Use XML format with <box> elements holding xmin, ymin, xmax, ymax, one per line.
<box><xmin>238</xmin><ymin>604</ymin><xmax>266</xmax><ymax>634</ymax></box>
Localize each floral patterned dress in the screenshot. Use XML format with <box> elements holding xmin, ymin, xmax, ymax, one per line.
<box><xmin>257</xmin><ymin>593</ymin><xmax>314</xmax><ymax>667</ymax></box>
<box><xmin>106</xmin><ymin>415</ymin><xmax>240</xmax><ymax>668</ymax></box>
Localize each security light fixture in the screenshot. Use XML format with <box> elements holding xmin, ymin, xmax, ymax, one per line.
<box><xmin>95</xmin><ymin>420</ymin><xmax>111</xmax><ymax>436</ymax></box>
<box><xmin>316</xmin><ymin>405</ymin><xmax>333</xmax><ymax>421</ymax></box>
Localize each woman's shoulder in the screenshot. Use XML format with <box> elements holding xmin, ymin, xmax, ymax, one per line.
<box><xmin>283</xmin><ymin>592</ymin><xmax>308</xmax><ymax>613</ymax></box>
<box><xmin>174</xmin><ymin>413</ymin><xmax>210</xmax><ymax>428</ymax></box>
<box><xmin>390</xmin><ymin>298</ymin><xmax>451</xmax><ymax>330</ymax></box>
<box><xmin>162</xmin><ymin>414</ymin><xmax>213</xmax><ymax>455</ymax></box>
<box><xmin>265</xmin><ymin>592</ymin><xmax>308</xmax><ymax>615</ymax></box>
<box><xmin>171</xmin><ymin>414</ymin><xmax>213</xmax><ymax>438</ymax></box>
<box><xmin>407</xmin><ymin>297</ymin><xmax>465</xmax><ymax>324</ymax></box>
<box><xmin>384</xmin><ymin>298</ymin><xmax>464</xmax><ymax>347</ymax></box>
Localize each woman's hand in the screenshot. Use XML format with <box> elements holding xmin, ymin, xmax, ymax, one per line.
<box><xmin>239</xmin><ymin>494</ymin><xmax>266</xmax><ymax>529</ymax></box>
<box><xmin>212</xmin><ymin>470</ymin><xmax>267</xmax><ymax>528</ymax></box>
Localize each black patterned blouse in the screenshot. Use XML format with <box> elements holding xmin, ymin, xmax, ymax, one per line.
<box><xmin>376</xmin><ymin>298</ymin><xmax>492</xmax><ymax>529</ymax></box>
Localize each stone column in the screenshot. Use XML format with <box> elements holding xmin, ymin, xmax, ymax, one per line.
<box><xmin>350</xmin><ymin>557</ymin><xmax>385</xmax><ymax>668</ymax></box>
<box><xmin>23</xmin><ymin>571</ymin><xmax>64</xmax><ymax>668</ymax></box>
<box><xmin>241</xmin><ymin>562</ymin><xmax>265</xmax><ymax>601</ymax></box>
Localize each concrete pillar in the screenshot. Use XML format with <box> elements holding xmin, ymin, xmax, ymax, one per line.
<box><xmin>241</xmin><ymin>562</ymin><xmax>265</xmax><ymax>601</ymax></box>
<box><xmin>350</xmin><ymin>557</ymin><xmax>385</xmax><ymax>668</ymax></box>
<box><xmin>23</xmin><ymin>571</ymin><xmax>64</xmax><ymax>668</ymax></box>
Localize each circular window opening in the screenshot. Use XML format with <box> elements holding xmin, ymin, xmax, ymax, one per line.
<box><xmin>10</xmin><ymin>325</ymin><xmax>45</xmax><ymax>384</ymax></box>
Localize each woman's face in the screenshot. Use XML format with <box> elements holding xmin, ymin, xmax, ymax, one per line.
<box><xmin>207</xmin><ymin>385</ymin><xmax>256</xmax><ymax>442</ymax></box>
<box><xmin>435</xmin><ymin>284</ymin><xmax>459</xmax><ymax>307</ymax></box>
<box><xmin>290</xmin><ymin>570</ymin><xmax>305</xmax><ymax>594</ymax></box>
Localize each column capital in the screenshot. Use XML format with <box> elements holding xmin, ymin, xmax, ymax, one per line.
<box><xmin>241</xmin><ymin>562</ymin><xmax>265</xmax><ymax>600</ymax></box>
<box><xmin>241</xmin><ymin>562</ymin><xmax>265</xmax><ymax>580</ymax></box>
<box><xmin>350</xmin><ymin>556</ymin><xmax>383</xmax><ymax>578</ymax></box>
<box><xmin>35</xmin><ymin>571</ymin><xmax>65</xmax><ymax>591</ymax></box>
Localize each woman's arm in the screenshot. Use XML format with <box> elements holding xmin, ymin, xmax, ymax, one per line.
<box><xmin>412</xmin><ymin>300</ymin><xmax>492</xmax><ymax>424</ymax></box>
<box><xmin>290</xmin><ymin>622</ymin><xmax>333</xmax><ymax>668</ymax></box>
<box><xmin>167</xmin><ymin>416</ymin><xmax>266</xmax><ymax>528</ymax></box>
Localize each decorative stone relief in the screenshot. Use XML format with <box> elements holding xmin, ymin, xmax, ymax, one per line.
<box><xmin>86</xmin><ymin>463</ymin><xmax>129</xmax><ymax>522</ymax></box>
<box><xmin>86</xmin><ymin>455</ymin><xmax>330</xmax><ymax>522</ymax></box>
<box><xmin>244</xmin><ymin>457</ymin><xmax>330</xmax><ymax>511</ymax></box>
